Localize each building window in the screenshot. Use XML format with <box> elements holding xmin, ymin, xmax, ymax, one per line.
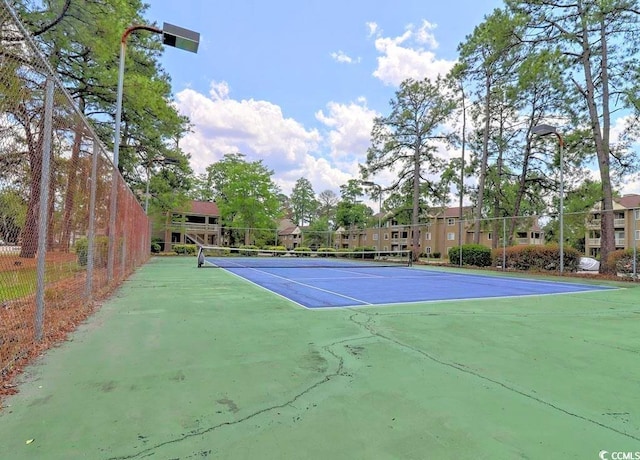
<box><xmin>424</xmin><ymin>232</ymin><xmax>431</xmax><ymax>241</ymax></box>
<box><xmin>425</xmin><ymin>246</ymin><xmax>432</xmax><ymax>254</ymax></box>
<box><xmin>447</xmin><ymin>232</ymin><xmax>455</xmax><ymax>241</ymax></box>
<box><xmin>384</xmin><ymin>233</ymin><xmax>389</xmax><ymax>240</ymax></box>
<box><xmin>636</xmin><ymin>230</ymin><xmax>640</xmax><ymax>240</ymax></box>
<box><xmin>488</xmin><ymin>232</ymin><xmax>492</xmax><ymax>240</ymax></box>
<box><xmin>635</xmin><ymin>209</ymin><xmax>640</xmax><ymax>220</ymax></box>
<box><xmin>373</xmin><ymin>234</ymin><xmax>378</xmax><ymax>241</ymax></box>
<box><xmin>447</xmin><ymin>218</ymin><xmax>455</xmax><ymax>226</ymax></box>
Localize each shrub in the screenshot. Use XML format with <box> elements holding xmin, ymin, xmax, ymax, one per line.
<box><xmin>173</xmin><ymin>244</ymin><xmax>197</xmax><ymax>255</ymax></box>
<box><xmin>239</xmin><ymin>244</ymin><xmax>259</xmax><ymax>256</ymax></box>
<box><xmin>293</xmin><ymin>246</ymin><xmax>312</xmax><ymax>256</ymax></box>
<box><xmin>351</xmin><ymin>246</ymin><xmax>375</xmax><ymax>259</ymax></box>
<box><xmin>604</xmin><ymin>249</ymin><xmax>640</xmax><ymax>275</ymax></box>
<box><xmin>493</xmin><ymin>244</ymin><xmax>581</xmax><ymax>272</ymax></box>
<box><xmin>448</xmin><ymin>244</ymin><xmax>492</xmax><ymax>267</ymax></box>
<box><xmin>151</xmin><ymin>238</ymin><xmax>162</xmax><ymax>254</ymax></box>
<box><xmin>317</xmin><ymin>247</ymin><xmax>337</xmax><ymax>257</ymax></box>
<box><xmin>266</xmin><ymin>245</ymin><xmax>287</xmax><ymax>252</ymax></box>
<box><xmin>74</xmin><ymin>236</ymin><xmax>109</xmax><ymax>267</ymax></box>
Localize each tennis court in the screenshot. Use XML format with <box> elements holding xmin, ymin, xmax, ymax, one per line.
<box><xmin>1</xmin><ymin>257</ymin><xmax>638</xmax><ymax>460</ymax></box>
<box><xmin>201</xmin><ymin>250</ymin><xmax>616</xmax><ymax>308</ymax></box>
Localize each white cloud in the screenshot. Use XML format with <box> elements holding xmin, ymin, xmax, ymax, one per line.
<box><xmin>330</xmin><ymin>50</ymin><xmax>360</xmax><ymax>64</ymax></box>
<box><xmin>366</xmin><ymin>21</ymin><xmax>378</xmax><ymax>37</ymax></box>
<box><xmin>372</xmin><ymin>20</ymin><xmax>456</xmax><ymax>86</ymax></box>
<box><xmin>414</xmin><ymin>20</ymin><xmax>439</xmax><ymax>49</ymax></box>
<box><xmin>315</xmin><ymin>99</ymin><xmax>378</xmax><ymax>163</ymax></box>
<box><xmin>175</xmin><ymin>82</ymin><xmax>321</xmax><ymax>179</ymax></box>
<box><xmin>174</xmin><ymin>82</ymin><xmax>381</xmax><ymax>195</ymax></box>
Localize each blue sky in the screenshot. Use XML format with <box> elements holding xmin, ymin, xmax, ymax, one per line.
<box><xmin>144</xmin><ymin>0</ymin><xmax>639</xmax><ymax>201</ymax></box>
<box><xmin>142</xmin><ymin>0</ymin><xmax>506</xmax><ymax>198</ymax></box>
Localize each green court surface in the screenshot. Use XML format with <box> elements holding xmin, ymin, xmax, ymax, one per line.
<box><xmin>1</xmin><ymin>257</ymin><xmax>639</xmax><ymax>459</ymax></box>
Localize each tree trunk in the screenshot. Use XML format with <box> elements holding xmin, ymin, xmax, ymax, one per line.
<box><xmin>578</xmin><ymin>7</ymin><xmax>614</xmax><ymax>273</ymax></box>
<box><xmin>60</xmin><ymin>120</ymin><xmax>84</xmax><ymax>251</ymax></box>
<box><xmin>474</xmin><ymin>73</ymin><xmax>492</xmax><ymax>243</ymax></box>
<box><xmin>412</xmin><ymin>143</ymin><xmax>421</xmax><ymax>261</ymax></box>
<box><xmin>19</xmin><ymin>120</ymin><xmax>43</xmax><ymax>259</ymax></box>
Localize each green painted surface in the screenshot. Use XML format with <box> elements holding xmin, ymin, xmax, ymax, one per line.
<box><xmin>1</xmin><ymin>257</ymin><xmax>639</xmax><ymax>459</ymax></box>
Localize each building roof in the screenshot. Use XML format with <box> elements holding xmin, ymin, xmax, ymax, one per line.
<box><xmin>278</xmin><ymin>218</ymin><xmax>296</xmax><ymax>231</ymax></box>
<box><xmin>278</xmin><ymin>226</ymin><xmax>301</xmax><ymax>236</ymax></box>
<box><xmin>443</xmin><ymin>206</ymin><xmax>473</xmax><ymax>218</ymax></box>
<box><xmin>617</xmin><ymin>194</ymin><xmax>640</xmax><ymax>209</ymax></box>
<box><xmin>176</xmin><ymin>200</ymin><xmax>219</xmax><ymax>215</ymax></box>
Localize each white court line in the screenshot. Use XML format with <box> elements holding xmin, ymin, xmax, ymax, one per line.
<box><xmin>228</xmin><ymin>266</ymin><xmax>373</xmax><ymax>307</ymax></box>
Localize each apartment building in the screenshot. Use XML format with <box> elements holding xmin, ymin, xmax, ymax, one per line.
<box><xmin>155</xmin><ymin>201</ymin><xmax>546</xmax><ymax>256</ymax></box>
<box><xmin>158</xmin><ymin>200</ymin><xmax>221</xmax><ymax>251</ymax></box>
<box><xmin>585</xmin><ymin>194</ymin><xmax>640</xmax><ymax>258</ymax></box>
<box><xmin>334</xmin><ymin>206</ymin><xmax>545</xmax><ymax>256</ymax></box>
<box><xmin>277</xmin><ymin>219</ymin><xmax>303</xmax><ymax>249</ymax></box>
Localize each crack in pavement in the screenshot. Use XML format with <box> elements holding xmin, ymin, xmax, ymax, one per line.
<box><xmin>104</xmin><ymin>336</ymin><xmax>370</xmax><ymax>460</ymax></box>
<box><xmin>347</xmin><ymin>310</ymin><xmax>640</xmax><ymax>442</ymax></box>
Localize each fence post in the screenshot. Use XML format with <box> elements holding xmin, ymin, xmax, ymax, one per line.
<box><xmin>35</xmin><ymin>78</ymin><xmax>55</xmax><ymax>342</ymax></box>
<box><xmin>634</xmin><ymin>208</ymin><xmax>637</xmax><ymax>278</ymax></box>
<box><xmin>502</xmin><ymin>217</ymin><xmax>506</xmax><ymax>271</ymax></box>
<box><xmin>85</xmin><ymin>141</ymin><xmax>99</xmax><ymax>299</ymax></box>
<box><xmin>107</xmin><ymin>174</ymin><xmax>117</xmax><ymax>282</ymax></box>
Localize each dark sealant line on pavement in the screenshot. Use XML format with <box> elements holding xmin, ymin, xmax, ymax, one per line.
<box><xmin>346</xmin><ymin>310</ymin><xmax>640</xmax><ymax>443</ymax></box>
<box><xmin>105</xmin><ymin>332</ymin><xmax>377</xmax><ymax>460</ymax></box>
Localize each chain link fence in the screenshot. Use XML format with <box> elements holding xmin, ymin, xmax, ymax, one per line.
<box><xmin>0</xmin><ymin>3</ymin><xmax>149</xmax><ymax>387</ymax></box>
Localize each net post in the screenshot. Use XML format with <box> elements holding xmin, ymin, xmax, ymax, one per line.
<box><xmin>197</xmin><ymin>245</ymin><xmax>204</xmax><ymax>268</ymax></box>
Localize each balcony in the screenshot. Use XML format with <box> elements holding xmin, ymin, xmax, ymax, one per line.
<box><xmin>170</xmin><ymin>221</ymin><xmax>220</xmax><ymax>233</ymax></box>
<box><xmin>515</xmin><ymin>237</ymin><xmax>544</xmax><ymax>245</ymax></box>
<box><xmin>588</xmin><ymin>218</ymin><xmax>626</xmax><ymax>228</ymax></box>
<box><xmin>588</xmin><ymin>237</ymin><xmax>628</xmax><ymax>247</ymax></box>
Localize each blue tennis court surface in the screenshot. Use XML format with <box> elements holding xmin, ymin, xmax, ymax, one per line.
<box><xmin>214</xmin><ymin>263</ymin><xmax>616</xmax><ymax>309</ymax></box>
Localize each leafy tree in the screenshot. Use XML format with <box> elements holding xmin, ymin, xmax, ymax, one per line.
<box><xmin>335</xmin><ymin>179</ymin><xmax>372</xmax><ymax>230</ymax></box>
<box><xmin>505</xmin><ymin>0</ymin><xmax>640</xmax><ymax>272</ymax></box>
<box><xmin>455</xmin><ymin>8</ymin><xmax>526</xmax><ymax>244</ymax></box>
<box><xmin>0</xmin><ymin>189</ymin><xmax>27</xmax><ymax>244</ymax></box>
<box><xmin>362</xmin><ymin>77</ymin><xmax>455</xmax><ymax>260</ymax></box>
<box><xmin>317</xmin><ymin>189</ymin><xmax>338</xmax><ymax>227</ymax></box>
<box><xmin>290</xmin><ymin>177</ymin><xmax>318</xmax><ymax>226</ymax></box>
<box><xmin>203</xmin><ymin>153</ymin><xmax>281</xmax><ymax>245</ymax></box>
<box><xmin>304</xmin><ymin>216</ymin><xmax>332</xmax><ymax>248</ymax></box>
<box><xmin>5</xmin><ymin>0</ymin><xmax>191</xmax><ymax>256</ymax></box>
<box><xmin>548</xmin><ymin>179</ymin><xmax>603</xmax><ymax>253</ymax></box>
<box><xmin>277</xmin><ymin>193</ymin><xmax>293</xmax><ymax>220</ymax></box>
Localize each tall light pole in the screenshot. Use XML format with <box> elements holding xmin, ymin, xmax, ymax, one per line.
<box><xmin>107</xmin><ymin>22</ymin><xmax>200</xmax><ymax>281</ymax></box>
<box><xmin>362</xmin><ymin>181</ymin><xmax>382</xmax><ymax>252</ymax></box>
<box><xmin>532</xmin><ymin>123</ymin><xmax>565</xmax><ymax>274</ymax></box>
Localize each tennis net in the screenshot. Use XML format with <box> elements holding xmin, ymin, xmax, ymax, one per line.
<box><xmin>197</xmin><ymin>246</ymin><xmax>412</xmax><ymax>268</ymax></box>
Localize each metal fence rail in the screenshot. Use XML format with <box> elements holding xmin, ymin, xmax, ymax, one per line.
<box><xmin>0</xmin><ymin>3</ymin><xmax>149</xmax><ymax>384</ymax></box>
